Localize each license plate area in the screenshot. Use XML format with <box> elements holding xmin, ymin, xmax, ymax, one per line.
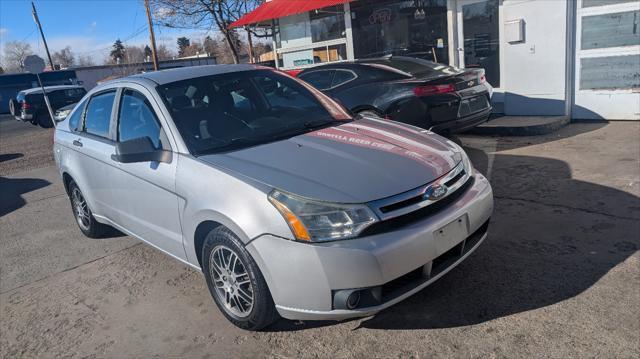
<box><xmin>433</xmin><ymin>214</ymin><xmax>469</xmax><ymax>256</ymax></box>
<box><xmin>458</xmin><ymin>95</ymin><xmax>489</xmax><ymax>117</ymax></box>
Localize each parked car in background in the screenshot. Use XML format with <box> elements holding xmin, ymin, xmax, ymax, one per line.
<box><xmin>9</xmin><ymin>85</ymin><xmax>86</xmax><ymax>128</ymax></box>
<box><xmin>297</xmin><ymin>56</ymin><xmax>492</xmax><ymax>134</ymax></box>
<box><xmin>54</xmin><ymin>65</ymin><xmax>493</xmax><ymax>330</ymax></box>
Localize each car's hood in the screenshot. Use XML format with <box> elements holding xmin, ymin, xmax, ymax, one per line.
<box><xmin>198</xmin><ymin>118</ymin><xmax>460</xmax><ymax>203</ymax></box>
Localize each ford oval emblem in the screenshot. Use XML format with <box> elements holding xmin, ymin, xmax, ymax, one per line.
<box><xmin>424</xmin><ymin>184</ymin><xmax>448</xmax><ymax>200</ymax></box>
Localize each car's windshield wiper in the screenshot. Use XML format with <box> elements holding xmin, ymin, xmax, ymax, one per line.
<box><xmin>303</xmin><ymin>118</ymin><xmax>346</xmax><ymax>129</ymax></box>
<box><xmin>196</xmin><ymin>137</ymin><xmax>257</xmax><ymax>155</ymax></box>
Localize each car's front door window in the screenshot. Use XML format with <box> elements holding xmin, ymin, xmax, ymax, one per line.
<box><xmin>117</xmin><ymin>89</ymin><xmax>163</xmax><ymax>149</ymax></box>
<box><xmin>83</xmin><ymin>91</ymin><xmax>116</xmax><ymax>139</ymax></box>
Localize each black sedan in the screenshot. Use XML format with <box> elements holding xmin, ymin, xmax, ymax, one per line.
<box><xmin>297</xmin><ymin>56</ymin><xmax>492</xmax><ymax>134</ymax></box>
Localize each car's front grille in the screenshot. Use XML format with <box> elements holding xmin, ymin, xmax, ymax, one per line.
<box><xmin>380</xmin><ymin>219</ymin><xmax>490</xmax><ymax>302</ymax></box>
<box><xmin>362</xmin><ymin>174</ymin><xmax>474</xmax><ymax>237</ymax></box>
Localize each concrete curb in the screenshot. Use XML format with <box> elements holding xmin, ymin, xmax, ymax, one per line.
<box><xmin>467</xmin><ymin>116</ymin><xmax>570</xmax><ymax>136</ymax></box>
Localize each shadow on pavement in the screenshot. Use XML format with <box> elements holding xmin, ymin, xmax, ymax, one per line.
<box><xmin>0</xmin><ymin>153</ymin><xmax>23</xmax><ymax>163</ymax></box>
<box><xmin>460</xmin><ymin>121</ymin><xmax>608</xmax><ymax>153</ymax></box>
<box><xmin>0</xmin><ymin>176</ymin><xmax>51</xmax><ymax>217</ymax></box>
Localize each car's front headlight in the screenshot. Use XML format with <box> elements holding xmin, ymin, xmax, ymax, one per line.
<box><xmin>447</xmin><ymin>140</ymin><xmax>474</xmax><ymax>176</ymax></box>
<box><xmin>268</xmin><ymin>190</ymin><xmax>378</xmax><ymax>242</ymax></box>
<box><xmin>461</xmin><ymin>149</ymin><xmax>473</xmax><ymax>175</ymax></box>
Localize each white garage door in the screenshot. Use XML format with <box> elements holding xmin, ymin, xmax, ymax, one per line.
<box><xmin>574</xmin><ymin>0</ymin><xmax>640</xmax><ymax>120</ymax></box>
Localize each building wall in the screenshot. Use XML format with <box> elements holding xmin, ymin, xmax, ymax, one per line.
<box><xmin>502</xmin><ymin>0</ymin><xmax>568</xmax><ymax>116</ymax></box>
<box><xmin>74</xmin><ymin>57</ymin><xmax>217</xmax><ymax>90</ymax></box>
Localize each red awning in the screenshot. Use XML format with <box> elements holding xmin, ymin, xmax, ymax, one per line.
<box><xmin>229</xmin><ymin>0</ymin><xmax>353</xmax><ymax>28</ymax></box>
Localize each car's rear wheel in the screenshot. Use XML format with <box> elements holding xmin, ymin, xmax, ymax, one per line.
<box><xmin>68</xmin><ymin>180</ymin><xmax>110</xmax><ymax>238</ymax></box>
<box><xmin>202</xmin><ymin>227</ymin><xmax>279</xmax><ymax>331</ymax></box>
<box><xmin>37</xmin><ymin>110</ymin><xmax>54</xmax><ymax>128</ymax></box>
<box><xmin>8</xmin><ymin>98</ymin><xmax>17</xmax><ymax>116</ymax></box>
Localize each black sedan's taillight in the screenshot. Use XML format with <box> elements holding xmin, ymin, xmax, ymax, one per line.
<box><xmin>413</xmin><ymin>84</ymin><xmax>455</xmax><ymax>97</ymax></box>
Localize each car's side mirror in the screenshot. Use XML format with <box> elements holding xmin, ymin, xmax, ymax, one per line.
<box><xmin>111</xmin><ymin>137</ymin><xmax>172</xmax><ymax>164</ymax></box>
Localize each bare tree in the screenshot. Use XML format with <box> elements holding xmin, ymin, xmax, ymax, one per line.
<box><xmin>155</xmin><ymin>44</ymin><xmax>175</xmax><ymax>61</ymax></box>
<box><xmin>52</xmin><ymin>46</ymin><xmax>75</xmax><ymax>69</ymax></box>
<box><xmin>77</xmin><ymin>55</ymin><xmax>95</xmax><ymax>67</ymax></box>
<box><xmin>3</xmin><ymin>41</ymin><xmax>34</xmax><ymax>72</ymax></box>
<box><xmin>124</xmin><ymin>45</ymin><xmax>146</xmax><ymax>63</ymax></box>
<box><xmin>181</xmin><ymin>40</ymin><xmax>204</xmax><ymax>57</ymax></box>
<box><xmin>150</xmin><ymin>0</ymin><xmax>266</xmax><ymax>64</ymax></box>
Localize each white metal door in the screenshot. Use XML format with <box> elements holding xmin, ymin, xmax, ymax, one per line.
<box><xmin>574</xmin><ymin>0</ymin><xmax>640</xmax><ymax>120</ymax></box>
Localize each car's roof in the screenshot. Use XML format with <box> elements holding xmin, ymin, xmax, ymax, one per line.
<box><xmin>21</xmin><ymin>84</ymin><xmax>84</xmax><ymax>95</ymax></box>
<box><xmin>128</xmin><ymin>64</ymin><xmax>271</xmax><ymax>85</ymax></box>
<box><xmin>299</xmin><ymin>56</ymin><xmax>439</xmax><ymax>71</ymax></box>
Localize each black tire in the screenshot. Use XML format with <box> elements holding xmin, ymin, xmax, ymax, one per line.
<box><xmin>8</xmin><ymin>98</ymin><xmax>17</xmax><ymax>116</ymax></box>
<box><xmin>37</xmin><ymin>110</ymin><xmax>54</xmax><ymax>128</ymax></box>
<box><xmin>67</xmin><ymin>180</ymin><xmax>110</xmax><ymax>238</ymax></box>
<box><xmin>202</xmin><ymin>227</ymin><xmax>279</xmax><ymax>331</ymax></box>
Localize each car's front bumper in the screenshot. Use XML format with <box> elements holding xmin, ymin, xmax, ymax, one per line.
<box><xmin>246</xmin><ymin>172</ymin><xmax>493</xmax><ymax>321</ymax></box>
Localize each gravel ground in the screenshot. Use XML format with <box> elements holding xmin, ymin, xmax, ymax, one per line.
<box><xmin>0</xmin><ymin>119</ymin><xmax>638</xmax><ymax>358</ymax></box>
<box><xmin>0</xmin><ymin>115</ymin><xmax>55</xmax><ymax>175</ymax></box>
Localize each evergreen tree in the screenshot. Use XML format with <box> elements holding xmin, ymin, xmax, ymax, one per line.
<box><xmin>110</xmin><ymin>39</ymin><xmax>125</xmax><ymax>63</ymax></box>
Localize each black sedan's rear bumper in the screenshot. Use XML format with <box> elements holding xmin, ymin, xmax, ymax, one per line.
<box><xmin>430</xmin><ymin>106</ymin><xmax>492</xmax><ymax>134</ymax></box>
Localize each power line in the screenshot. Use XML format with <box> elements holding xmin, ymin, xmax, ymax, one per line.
<box><xmin>74</xmin><ymin>25</ymin><xmax>148</xmax><ymax>56</ymax></box>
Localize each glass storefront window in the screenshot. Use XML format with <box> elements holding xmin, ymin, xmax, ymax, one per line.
<box><xmin>350</xmin><ymin>0</ymin><xmax>449</xmax><ymax>64</ymax></box>
<box><xmin>462</xmin><ymin>0</ymin><xmax>500</xmax><ymax>87</ymax></box>
<box><xmin>310</xmin><ymin>6</ymin><xmax>346</xmax><ymax>42</ymax></box>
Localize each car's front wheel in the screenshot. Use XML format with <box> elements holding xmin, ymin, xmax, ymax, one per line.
<box><xmin>202</xmin><ymin>227</ymin><xmax>279</xmax><ymax>331</ymax></box>
<box><xmin>68</xmin><ymin>180</ymin><xmax>110</xmax><ymax>238</ymax></box>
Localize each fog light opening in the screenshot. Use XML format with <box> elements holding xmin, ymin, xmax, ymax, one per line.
<box><xmin>346</xmin><ymin>291</ymin><xmax>361</xmax><ymax>309</ymax></box>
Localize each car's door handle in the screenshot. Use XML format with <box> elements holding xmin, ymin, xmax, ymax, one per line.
<box><xmin>72</xmin><ymin>139</ymin><xmax>83</xmax><ymax>147</ymax></box>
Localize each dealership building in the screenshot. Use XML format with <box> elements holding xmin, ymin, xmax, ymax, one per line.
<box><xmin>232</xmin><ymin>0</ymin><xmax>640</xmax><ymax>120</ymax></box>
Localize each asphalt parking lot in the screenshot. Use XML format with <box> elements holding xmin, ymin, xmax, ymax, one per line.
<box><xmin>1</xmin><ymin>114</ymin><xmax>638</xmax><ymax>358</ymax></box>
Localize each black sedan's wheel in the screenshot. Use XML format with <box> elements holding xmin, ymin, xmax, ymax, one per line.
<box><xmin>202</xmin><ymin>227</ymin><xmax>279</xmax><ymax>331</ymax></box>
<box><xmin>68</xmin><ymin>180</ymin><xmax>109</xmax><ymax>238</ymax></box>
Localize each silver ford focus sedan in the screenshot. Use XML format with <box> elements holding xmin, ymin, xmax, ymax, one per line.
<box><xmin>53</xmin><ymin>65</ymin><xmax>493</xmax><ymax>330</ymax></box>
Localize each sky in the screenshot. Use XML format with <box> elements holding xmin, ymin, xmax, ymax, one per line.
<box><xmin>0</xmin><ymin>0</ymin><xmax>216</xmax><ymax>65</ymax></box>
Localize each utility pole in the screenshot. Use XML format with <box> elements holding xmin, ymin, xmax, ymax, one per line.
<box><xmin>31</xmin><ymin>1</ymin><xmax>54</xmax><ymax>70</ymax></box>
<box><xmin>144</xmin><ymin>0</ymin><xmax>159</xmax><ymax>71</ymax></box>
<box><xmin>246</xmin><ymin>26</ymin><xmax>254</xmax><ymax>63</ymax></box>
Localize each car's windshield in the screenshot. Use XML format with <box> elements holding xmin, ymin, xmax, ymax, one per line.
<box><xmin>157</xmin><ymin>69</ymin><xmax>352</xmax><ymax>155</ymax></box>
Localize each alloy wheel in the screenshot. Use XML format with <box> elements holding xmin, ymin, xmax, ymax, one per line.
<box><xmin>209</xmin><ymin>245</ymin><xmax>254</xmax><ymax>318</ymax></box>
<box><xmin>71</xmin><ymin>187</ymin><xmax>90</xmax><ymax>231</ymax></box>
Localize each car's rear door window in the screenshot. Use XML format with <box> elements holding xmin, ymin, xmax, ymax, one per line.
<box><xmin>117</xmin><ymin>89</ymin><xmax>163</xmax><ymax>149</ymax></box>
<box><xmin>331</xmin><ymin>70</ymin><xmax>356</xmax><ymax>88</ymax></box>
<box><xmin>299</xmin><ymin>70</ymin><xmax>335</xmax><ymax>90</ymax></box>
<box><xmin>83</xmin><ymin>90</ymin><xmax>116</xmax><ymax>138</ymax></box>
